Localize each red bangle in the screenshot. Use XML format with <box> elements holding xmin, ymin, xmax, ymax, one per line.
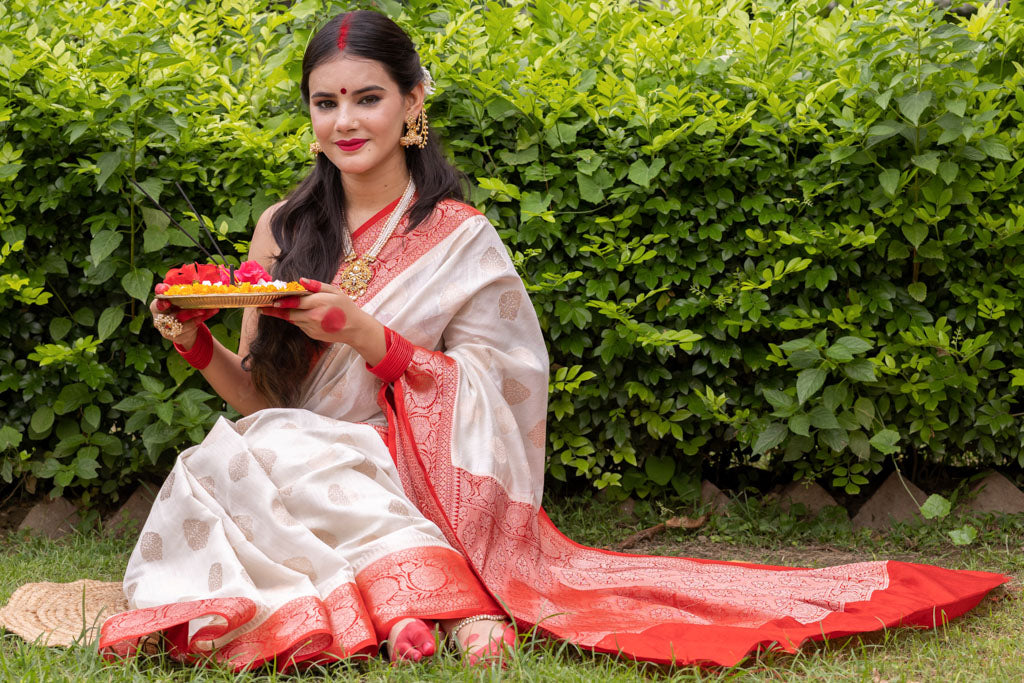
<box><xmin>366</xmin><ymin>327</ymin><xmax>413</xmax><ymax>383</ymax></box>
<box><xmin>174</xmin><ymin>322</ymin><xmax>214</xmax><ymax>370</ymax></box>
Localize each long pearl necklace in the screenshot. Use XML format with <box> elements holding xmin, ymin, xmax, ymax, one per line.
<box><xmin>337</xmin><ymin>178</ymin><xmax>415</xmax><ymax>298</ymax></box>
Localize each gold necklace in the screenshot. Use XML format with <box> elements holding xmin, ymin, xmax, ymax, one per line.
<box><xmin>337</xmin><ymin>179</ymin><xmax>415</xmax><ymax>298</ymax></box>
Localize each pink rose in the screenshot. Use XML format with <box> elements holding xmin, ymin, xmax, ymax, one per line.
<box><xmin>235</xmin><ymin>260</ymin><xmax>271</xmax><ymax>284</ymax></box>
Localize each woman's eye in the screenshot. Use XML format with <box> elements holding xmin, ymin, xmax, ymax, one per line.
<box><xmin>315</xmin><ymin>100</ymin><xmax>335</xmax><ymax>109</ymax></box>
<box><xmin>359</xmin><ymin>95</ymin><xmax>380</xmax><ymax>105</ymax></box>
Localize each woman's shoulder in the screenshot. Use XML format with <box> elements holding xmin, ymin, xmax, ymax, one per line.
<box><xmin>412</xmin><ymin>198</ymin><xmax>489</xmax><ymax>239</ymax></box>
<box><xmin>255</xmin><ymin>200</ymin><xmax>288</xmax><ymax>229</ymax></box>
<box><xmin>431</xmin><ymin>198</ymin><xmax>485</xmax><ymax>225</ymax></box>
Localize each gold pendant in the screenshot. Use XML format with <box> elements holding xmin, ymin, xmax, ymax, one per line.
<box><xmin>338</xmin><ymin>256</ymin><xmax>374</xmax><ymax>298</ymax></box>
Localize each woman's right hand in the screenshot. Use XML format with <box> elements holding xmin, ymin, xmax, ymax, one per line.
<box><xmin>150</xmin><ymin>283</ymin><xmax>219</xmax><ymax>350</ymax></box>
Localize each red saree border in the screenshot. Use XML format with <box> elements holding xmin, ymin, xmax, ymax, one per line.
<box><xmin>355</xmin><ymin>545</ymin><xmax>502</xmax><ymax>641</ymax></box>
<box><xmin>336</xmin><ymin>200</ymin><xmax>482</xmax><ymax>306</ymax></box>
<box><xmin>386</xmin><ymin>345</ymin><xmax>1011</xmax><ymax>668</ymax></box>
<box><xmin>99</xmin><ymin>583</ymin><xmax>377</xmax><ymax>672</ymax></box>
<box><xmin>350</xmin><ymin>195</ymin><xmax>402</xmax><ymax>241</ymax></box>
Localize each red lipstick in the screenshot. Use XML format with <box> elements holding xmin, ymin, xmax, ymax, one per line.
<box><xmin>336</xmin><ymin>139</ymin><xmax>367</xmax><ymax>152</ymax></box>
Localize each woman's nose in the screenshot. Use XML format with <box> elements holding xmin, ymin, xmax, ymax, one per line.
<box><xmin>334</xmin><ymin>104</ymin><xmax>357</xmax><ymax>131</ymax></box>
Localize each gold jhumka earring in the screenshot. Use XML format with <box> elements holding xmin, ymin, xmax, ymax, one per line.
<box><xmin>309</xmin><ymin>141</ymin><xmax>323</xmax><ymax>157</ymax></box>
<box><xmin>399</xmin><ymin>110</ymin><xmax>429</xmax><ymax>149</ymax></box>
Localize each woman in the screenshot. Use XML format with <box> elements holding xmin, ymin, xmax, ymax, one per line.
<box><xmin>101</xmin><ymin>9</ymin><xmax>1007</xmax><ymax>671</ymax></box>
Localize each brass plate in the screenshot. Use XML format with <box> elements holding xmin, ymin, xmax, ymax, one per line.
<box><xmin>155</xmin><ymin>291</ymin><xmax>312</xmax><ymax>309</ymax></box>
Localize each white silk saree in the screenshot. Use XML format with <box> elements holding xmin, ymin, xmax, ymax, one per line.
<box><xmin>100</xmin><ymin>200</ymin><xmax>1008</xmax><ymax>669</ymax></box>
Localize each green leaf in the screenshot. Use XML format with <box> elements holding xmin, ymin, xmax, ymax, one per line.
<box><xmin>919</xmin><ymin>493</ymin><xmax>951</xmax><ymax>520</ymax></box>
<box><xmin>796</xmin><ymin>368</ymin><xmax>827</xmax><ymax>404</ymax></box>
<box><xmin>945</xmin><ymin>98</ymin><xmax>967</xmax><ymax>117</ymax></box>
<box><xmin>97</xmin><ymin>307</ymin><xmax>125</xmax><ymax>340</ymax></box>
<box><xmin>902</xmin><ymin>223</ymin><xmax>928</xmax><ymax>248</ymax></box>
<box><xmin>73</xmin><ymin>308</ymin><xmax>95</xmax><ymax>327</ymax></box>
<box><xmin>629</xmin><ymin>158</ymin><xmax>665</xmax><ymax>188</ymax></box>
<box><xmin>34</xmin><ymin>458</ymin><xmax>62</xmax><ymax>479</ymax></box>
<box><xmin>825</xmin><ymin>344</ymin><xmax>853</xmax><ymax>362</ymax></box>
<box><xmin>0</xmin><ymin>425</ymin><xmax>23</xmax><ymax>451</ymax></box>
<box><xmin>54</xmin><ymin>384</ymin><xmax>92</xmax><ymax>415</ymax></box>
<box><xmin>788</xmin><ymin>414</ymin><xmax>811</xmax><ymax>436</ymax></box>
<box><xmin>763</xmin><ymin>389</ymin><xmax>795</xmax><ymax>411</ymax></box>
<box><xmin>122</xmin><ymin>268</ymin><xmax>154</xmax><ymax>302</ymax></box>
<box><xmin>49</xmin><ymin>317</ymin><xmax>73</xmax><ymax>341</ymax></box>
<box><xmin>820</xmin><ymin>428</ymin><xmax>848</xmax><ymax>452</ymax></box>
<box><xmin>83</xmin><ymin>405</ymin><xmax>101</xmax><ymax>432</ymax></box>
<box><xmin>908</xmin><ymin>282</ymin><xmax>927</xmax><ymax>302</ymax></box>
<box><xmin>977</xmin><ymin>138</ymin><xmax>1012</xmax><ymax>161</ymax></box>
<box><xmin>67</xmin><ymin>121</ymin><xmax>89</xmax><ymax>143</ymax></box>
<box><xmin>869</xmin><ymin>428</ymin><xmax>900</xmax><ymax>454</ymax></box>
<box><xmin>849</xmin><ymin>430</ymin><xmax>871</xmax><ymax>459</ymax></box>
<box><xmin>938</xmin><ymin>160</ymin><xmax>959</xmax><ymax>185</ymax></box>
<box><xmin>113</xmin><ymin>395</ymin><xmax>148</xmax><ymax>412</ymax></box>
<box><xmin>31</xmin><ymin>406</ymin><xmax>54</xmax><ymax>433</ymax></box>
<box><xmin>577</xmin><ymin>173</ymin><xmax>605</xmax><ymax>203</ymax></box>
<box><xmin>139</xmin><ymin>375</ymin><xmax>165</xmax><ymax>394</ymax></box>
<box><xmin>141</xmin><ymin>206</ymin><xmax>170</xmax><ymax>230</ymax></box>
<box><xmin>911</xmin><ymin>151</ymin><xmax>940</xmax><ymax>174</ymax></box>
<box><xmin>788</xmin><ymin>349</ymin><xmax>822</xmax><ymax>369</ymax></box>
<box><xmin>949</xmin><ymin>524</ymin><xmax>977</xmax><ymax>546</ymax></box>
<box><xmin>897</xmin><ymin>90</ymin><xmax>932</xmax><ymax>125</ymax></box>
<box><xmin>753</xmin><ymin>422</ymin><xmax>788</xmax><ymax>454</ymax></box>
<box><xmin>644</xmin><ymin>454</ymin><xmax>675</xmax><ymax>486</ymax></box>
<box><xmin>854</xmin><ymin>398</ymin><xmax>875</xmax><ymax>429</ymax></box>
<box><xmin>74</xmin><ymin>454</ymin><xmax>100</xmax><ymax>480</ymax></box>
<box><xmin>879</xmin><ymin>168</ymin><xmax>900</xmax><ymax>197</ymax></box>
<box><xmin>808</xmin><ymin>404</ymin><xmax>841</xmax><ymax>430</ymax></box>
<box><xmin>95</xmin><ymin>150</ymin><xmax>122</xmax><ymax>189</ymax></box>
<box><xmin>779</xmin><ymin>338</ymin><xmax>816</xmax><ymax>353</ymax></box>
<box><xmin>155</xmin><ymin>402</ymin><xmax>175</xmax><ymax>425</ymax></box>
<box><xmin>142</xmin><ymin>420</ymin><xmax>180</xmax><ymax>454</ymax></box>
<box><xmin>90</xmin><ymin>230</ymin><xmax>122</xmax><ymax>266</ymax></box>
<box><xmin>476</xmin><ymin>177</ymin><xmax>521</xmax><ymax>200</ymax></box>
<box><xmin>822</xmin><ymin>384</ymin><xmax>847</xmax><ymax>412</ymax></box>
<box><xmin>134</xmin><ymin>177</ymin><xmax>165</xmax><ymax>202</ymax></box>
<box><xmin>844</xmin><ymin>359</ymin><xmax>877</xmax><ymax>383</ymax></box>
<box><xmin>832</xmin><ymin>336</ymin><xmax>873</xmax><ymax>356</ymax></box>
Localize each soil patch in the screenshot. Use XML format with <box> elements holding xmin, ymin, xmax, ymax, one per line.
<box><xmin>0</xmin><ymin>499</ymin><xmax>34</xmax><ymax>535</ymax></box>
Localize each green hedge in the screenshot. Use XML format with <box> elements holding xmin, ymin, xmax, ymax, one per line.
<box><xmin>1</xmin><ymin>0</ymin><xmax>1023</xmax><ymax>506</ymax></box>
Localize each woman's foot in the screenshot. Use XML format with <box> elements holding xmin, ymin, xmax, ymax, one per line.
<box><xmin>444</xmin><ymin>616</ymin><xmax>516</xmax><ymax>667</ymax></box>
<box><xmin>387</xmin><ymin>618</ymin><xmax>436</xmax><ymax>663</ymax></box>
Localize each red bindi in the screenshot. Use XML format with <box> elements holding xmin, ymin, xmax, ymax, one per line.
<box><xmin>340</xmin><ymin>88</ymin><xmax>347</xmax><ymax>94</ymax></box>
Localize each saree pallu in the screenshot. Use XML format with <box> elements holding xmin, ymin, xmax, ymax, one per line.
<box><xmin>100</xmin><ymin>200</ymin><xmax>1008</xmax><ymax>669</ymax></box>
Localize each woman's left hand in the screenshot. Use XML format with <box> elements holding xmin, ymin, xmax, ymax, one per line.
<box><xmin>259</xmin><ymin>277</ymin><xmax>386</xmax><ymax>363</ymax></box>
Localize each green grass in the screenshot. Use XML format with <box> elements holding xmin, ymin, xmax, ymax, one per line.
<box><xmin>1</xmin><ymin>496</ymin><xmax>1021</xmax><ymax>681</ymax></box>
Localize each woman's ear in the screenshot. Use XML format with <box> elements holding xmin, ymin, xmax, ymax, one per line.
<box><xmin>405</xmin><ymin>81</ymin><xmax>426</xmax><ymax>120</ymax></box>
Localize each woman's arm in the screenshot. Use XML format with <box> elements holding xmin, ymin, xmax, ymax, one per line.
<box><xmin>152</xmin><ymin>203</ymin><xmax>285</xmax><ymax>416</ymax></box>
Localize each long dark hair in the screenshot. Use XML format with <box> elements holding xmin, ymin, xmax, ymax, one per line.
<box><xmin>246</xmin><ymin>10</ymin><xmax>463</xmax><ymax>407</ymax></box>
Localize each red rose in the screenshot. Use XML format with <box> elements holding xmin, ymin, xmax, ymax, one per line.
<box><xmin>196</xmin><ymin>263</ymin><xmax>229</xmax><ymax>283</ymax></box>
<box><xmin>163</xmin><ymin>263</ymin><xmax>199</xmax><ymax>285</ymax></box>
<box><xmin>235</xmin><ymin>260</ymin><xmax>271</xmax><ymax>284</ymax></box>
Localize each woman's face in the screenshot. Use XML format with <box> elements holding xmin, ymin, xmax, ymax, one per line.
<box><xmin>307</xmin><ymin>55</ymin><xmax>421</xmax><ymax>179</ymax></box>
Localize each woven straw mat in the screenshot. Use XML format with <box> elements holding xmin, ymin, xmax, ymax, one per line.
<box><xmin>0</xmin><ymin>579</ymin><xmax>127</xmax><ymax>646</ymax></box>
